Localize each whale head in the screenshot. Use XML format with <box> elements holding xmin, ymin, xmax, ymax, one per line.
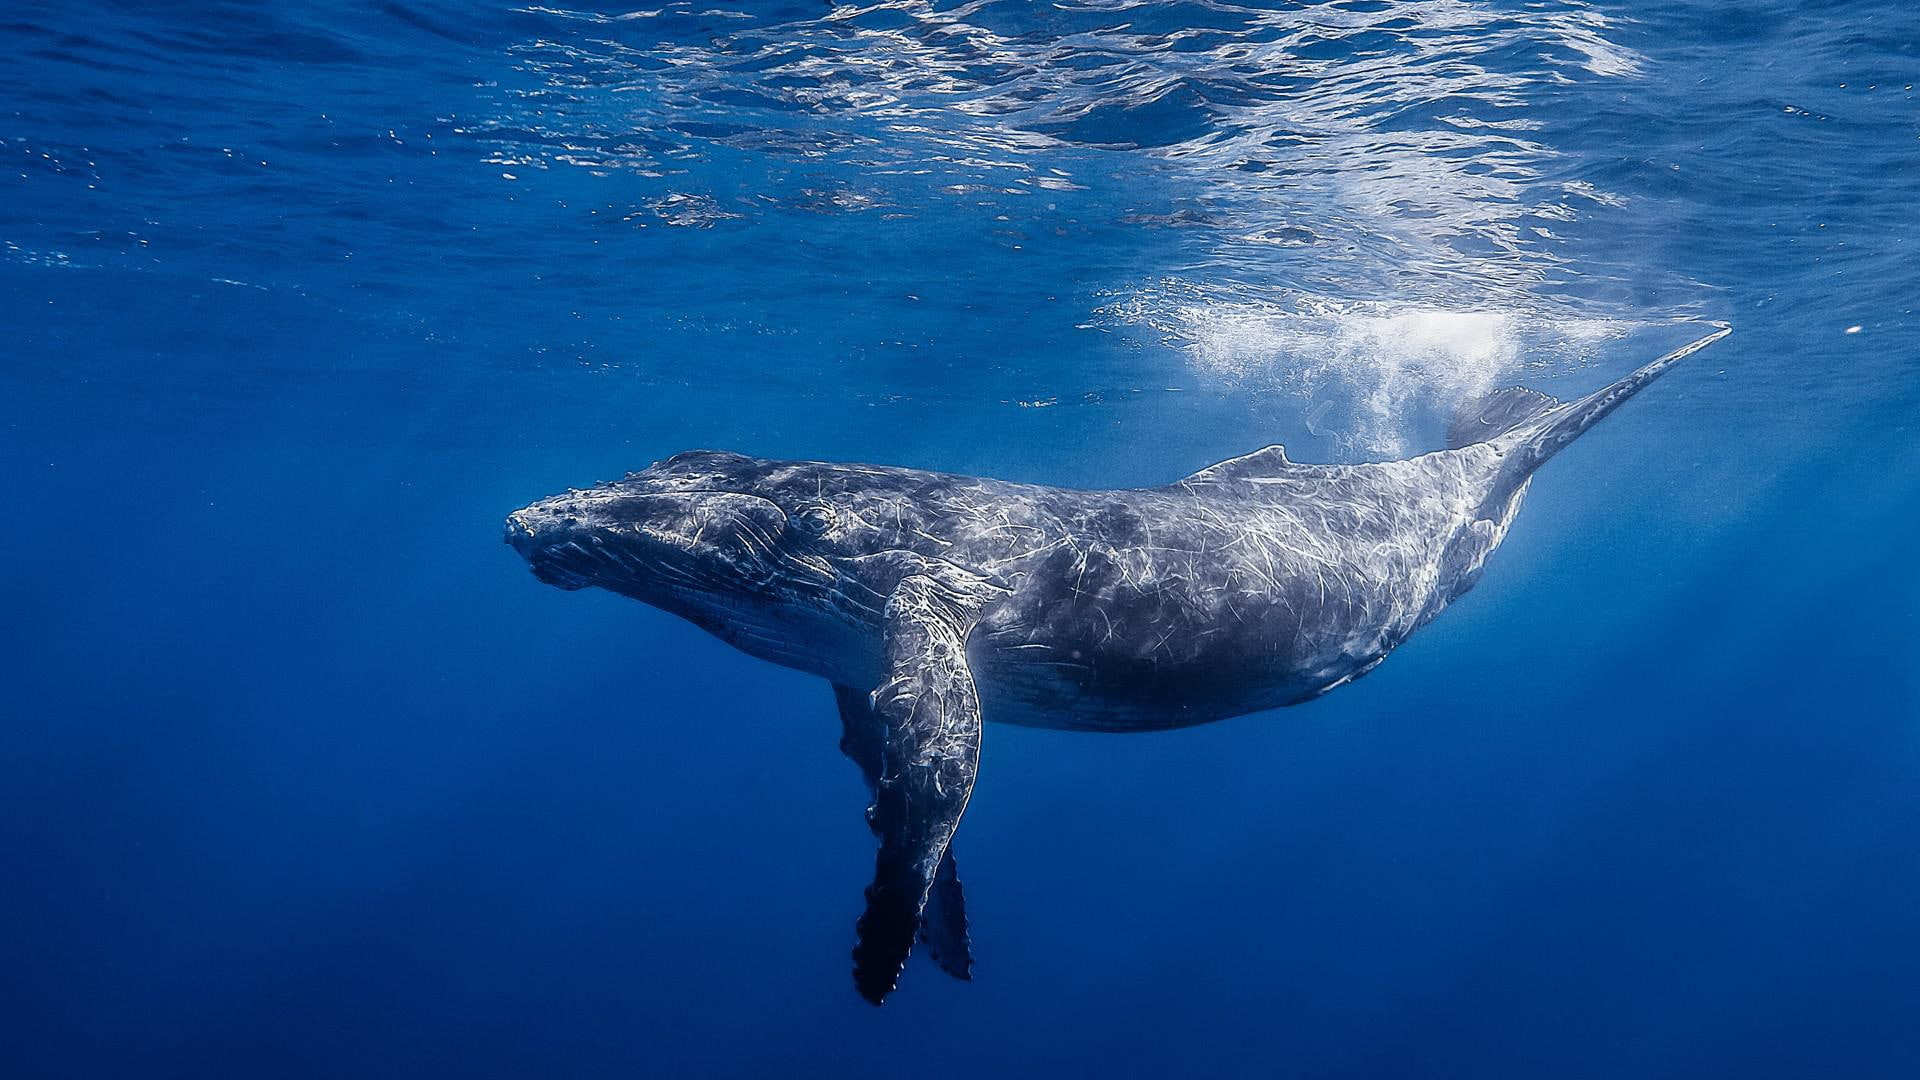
<box><xmin>505</xmin><ymin>450</ymin><xmax>886</xmax><ymax>677</ymax></box>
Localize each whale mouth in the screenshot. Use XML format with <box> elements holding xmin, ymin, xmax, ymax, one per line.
<box><xmin>527</xmin><ymin>557</ymin><xmax>592</xmax><ymax>590</ymax></box>
<box><xmin>504</xmin><ymin>510</ymin><xmax>596</xmax><ymax>590</ymax></box>
<box><xmin>505</xmin><ymin>486</ymin><xmax>794</xmax><ymax>606</ymax></box>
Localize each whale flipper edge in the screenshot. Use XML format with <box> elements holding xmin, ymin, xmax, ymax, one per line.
<box><xmin>852</xmin><ymin>569</ymin><xmax>999</xmax><ymax>1005</ymax></box>
<box><xmin>835</xmin><ymin>684</ymin><xmax>973</xmax><ymax>984</ymax></box>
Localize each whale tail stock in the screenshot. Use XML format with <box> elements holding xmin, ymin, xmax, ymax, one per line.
<box><xmin>1448</xmin><ymin>323</ymin><xmax>1732</xmax><ymax>474</ymax></box>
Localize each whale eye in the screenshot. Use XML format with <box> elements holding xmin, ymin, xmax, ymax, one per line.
<box><xmin>791</xmin><ymin>504</ymin><xmax>836</xmax><ymax>537</ymax></box>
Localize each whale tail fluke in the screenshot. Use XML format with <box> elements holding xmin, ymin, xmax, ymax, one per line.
<box><xmin>1495</xmin><ymin>323</ymin><xmax>1731</xmax><ymax>474</ymax></box>
<box><xmin>1446</xmin><ymin>386</ymin><xmax>1561</xmax><ymax>449</ymax></box>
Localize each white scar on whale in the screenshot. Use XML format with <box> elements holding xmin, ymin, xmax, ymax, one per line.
<box><xmin>507</xmin><ymin>325</ymin><xmax>1729</xmax><ymax>1004</ymax></box>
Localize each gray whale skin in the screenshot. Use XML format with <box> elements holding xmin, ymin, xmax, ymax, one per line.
<box><xmin>506</xmin><ymin>326</ymin><xmax>1728</xmax><ymax>1004</ymax></box>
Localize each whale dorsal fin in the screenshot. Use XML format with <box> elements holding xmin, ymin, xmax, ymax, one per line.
<box><xmin>1183</xmin><ymin>444</ymin><xmax>1292</xmax><ymax>484</ymax></box>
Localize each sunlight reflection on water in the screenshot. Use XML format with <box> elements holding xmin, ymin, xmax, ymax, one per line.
<box><xmin>485</xmin><ymin>0</ymin><xmax>1662</xmax><ymax>448</ymax></box>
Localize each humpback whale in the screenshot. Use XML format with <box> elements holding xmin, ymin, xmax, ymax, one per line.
<box><xmin>506</xmin><ymin>325</ymin><xmax>1728</xmax><ymax>1003</ymax></box>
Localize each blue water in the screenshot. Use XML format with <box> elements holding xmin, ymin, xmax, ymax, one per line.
<box><xmin>4</xmin><ymin>1</ymin><xmax>1918</xmax><ymax>1075</ymax></box>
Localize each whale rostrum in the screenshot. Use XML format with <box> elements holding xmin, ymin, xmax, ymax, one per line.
<box><xmin>506</xmin><ymin>325</ymin><xmax>1729</xmax><ymax>1003</ymax></box>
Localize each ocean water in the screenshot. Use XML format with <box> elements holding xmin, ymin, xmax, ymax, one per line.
<box><xmin>3</xmin><ymin>1</ymin><xmax>1917</xmax><ymax>1075</ymax></box>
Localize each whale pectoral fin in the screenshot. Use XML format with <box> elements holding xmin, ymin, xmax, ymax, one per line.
<box><xmin>919</xmin><ymin>851</ymin><xmax>973</xmax><ymax>981</ymax></box>
<box><xmin>851</xmin><ymin>571</ymin><xmax>995</xmax><ymax>1005</ymax></box>
<box><xmin>834</xmin><ymin>684</ymin><xmax>974</xmax><ymax>983</ymax></box>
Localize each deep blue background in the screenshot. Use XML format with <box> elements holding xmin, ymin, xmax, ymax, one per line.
<box><xmin>3</xmin><ymin>2</ymin><xmax>1917</xmax><ymax>1076</ymax></box>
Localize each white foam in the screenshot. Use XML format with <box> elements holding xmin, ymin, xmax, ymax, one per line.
<box><xmin>1108</xmin><ymin>287</ymin><xmax>1628</xmax><ymax>455</ymax></box>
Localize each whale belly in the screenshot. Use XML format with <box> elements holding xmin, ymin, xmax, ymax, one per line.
<box><xmin>967</xmin><ymin>563</ymin><xmax>1434</xmax><ymax>731</ymax></box>
<box><xmin>969</xmin><ymin>609</ymin><xmax>1346</xmax><ymax>732</ymax></box>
